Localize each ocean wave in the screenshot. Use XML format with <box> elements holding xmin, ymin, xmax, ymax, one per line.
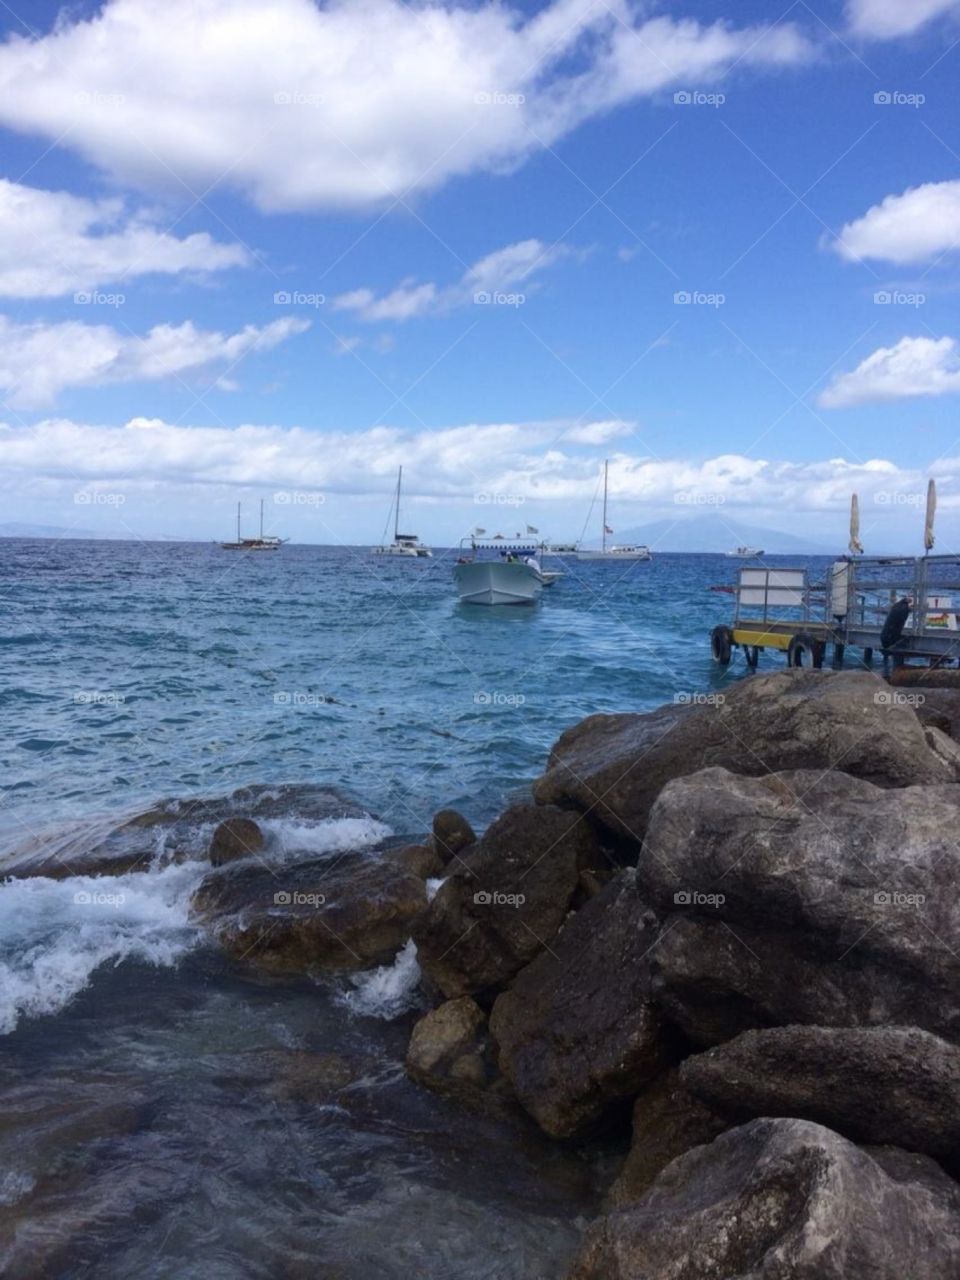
<box><xmin>261</xmin><ymin>815</ymin><xmax>393</xmax><ymax>860</ymax></box>
<box><xmin>335</xmin><ymin>939</ymin><xmax>422</xmax><ymax>1020</ymax></box>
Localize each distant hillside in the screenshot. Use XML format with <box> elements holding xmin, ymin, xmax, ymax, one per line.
<box><xmin>598</xmin><ymin>514</ymin><xmax>836</xmax><ymax>555</ymax></box>
<box><xmin>0</xmin><ymin>524</ymin><xmax>187</xmax><ymax>542</ymax></box>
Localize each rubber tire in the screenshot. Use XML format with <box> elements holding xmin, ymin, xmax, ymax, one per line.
<box><xmin>744</xmin><ymin>646</ymin><xmax>760</xmax><ymax>669</ymax></box>
<box><xmin>787</xmin><ymin>632</ymin><xmax>823</xmax><ymax>669</ymax></box>
<box><xmin>711</xmin><ymin>625</ymin><xmax>733</xmax><ymax>666</ymax></box>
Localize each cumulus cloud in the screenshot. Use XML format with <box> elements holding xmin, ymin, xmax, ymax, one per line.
<box><xmin>819</xmin><ymin>336</ymin><xmax>960</xmax><ymax>408</ymax></box>
<box><xmin>0</xmin><ymin>0</ymin><xmax>811</xmax><ymax>213</ymax></box>
<box><xmin>0</xmin><ymin>315</ymin><xmax>308</xmax><ymax>407</ymax></box>
<box><xmin>0</xmin><ymin>179</ymin><xmax>247</xmax><ymax>298</ymax></box>
<box><xmin>332</xmin><ymin>238</ymin><xmax>570</xmax><ymax>321</ymax></box>
<box><xmin>0</xmin><ymin>416</ymin><xmax>945</xmax><ymax>525</ymax></box>
<box><xmin>833</xmin><ymin>181</ymin><xmax>960</xmax><ymax>265</ymax></box>
<box><xmin>846</xmin><ymin>0</ymin><xmax>960</xmax><ymax>39</ymax></box>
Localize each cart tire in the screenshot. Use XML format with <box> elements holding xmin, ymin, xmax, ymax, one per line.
<box><xmin>863</xmin><ymin>647</ymin><xmax>874</xmax><ymax>665</ymax></box>
<box><xmin>787</xmin><ymin>632</ymin><xmax>821</xmax><ymax>668</ymax></box>
<box><xmin>711</xmin><ymin>625</ymin><xmax>733</xmax><ymax>666</ymax></box>
<box><xmin>744</xmin><ymin>645</ymin><xmax>760</xmax><ymax>669</ymax></box>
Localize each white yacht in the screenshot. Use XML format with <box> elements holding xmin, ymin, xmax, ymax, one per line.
<box><xmin>576</xmin><ymin>461</ymin><xmax>651</xmax><ymax>562</ymax></box>
<box><xmin>454</xmin><ymin>537</ymin><xmax>548</xmax><ymax>605</ymax></box>
<box><xmin>725</xmin><ymin>545</ymin><xmax>764</xmax><ymax>558</ymax></box>
<box><xmin>372</xmin><ymin>467</ymin><xmax>432</xmax><ymax>558</ymax></box>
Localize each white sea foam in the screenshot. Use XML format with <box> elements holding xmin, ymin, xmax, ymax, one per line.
<box><xmin>336</xmin><ymin>939</ymin><xmax>422</xmax><ymax>1020</ymax></box>
<box><xmin>0</xmin><ymin>861</ymin><xmax>205</xmax><ymax>1035</ymax></box>
<box><xmin>262</xmin><ymin>816</ymin><xmax>393</xmax><ymax>861</ymax></box>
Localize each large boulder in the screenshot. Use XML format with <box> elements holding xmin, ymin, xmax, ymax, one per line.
<box><xmin>209</xmin><ymin>817</ymin><xmax>264</xmax><ymax>866</ymax></box>
<box><xmin>534</xmin><ymin>670</ymin><xmax>960</xmax><ymax>844</ymax></box>
<box><xmin>192</xmin><ymin>852</ymin><xmax>426</xmax><ymax>972</ymax></box>
<box><xmin>640</xmin><ymin>767</ymin><xmax>960</xmax><ymax>1043</ymax></box>
<box><xmin>411</xmin><ymin>803</ymin><xmax>601</xmax><ymax>998</ymax></box>
<box><xmin>431</xmin><ymin>808</ymin><xmax>477</xmax><ymax>863</ymax></box>
<box><xmin>490</xmin><ymin>872</ymin><xmax>670</xmax><ymax>1139</ymax></box>
<box><xmin>406</xmin><ymin>997</ymin><xmax>511</xmax><ymax>1113</ymax></box>
<box><xmin>568</xmin><ymin>1118</ymin><xmax>960</xmax><ymax>1279</ymax></box>
<box><xmin>608</xmin><ymin>1069</ymin><xmax>728</xmax><ymax>1204</ymax></box>
<box><xmin>680</xmin><ymin>1025</ymin><xmax>960</xmax><ymax>1160</ymax></box>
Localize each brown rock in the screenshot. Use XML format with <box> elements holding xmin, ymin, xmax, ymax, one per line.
<box><xmin>391</xmin><ymin>842</ymin><xmax>445</xmax><ymax>879</ymax></box>
<box><xmin>209</xmin><ymin>817</ymin><xmax>264</xmax><ymax>867</ymax></box>
<box><xmin>431</xmin><ymin>808</ymin><xmax>477</xmax><ymax>863</ymax></box>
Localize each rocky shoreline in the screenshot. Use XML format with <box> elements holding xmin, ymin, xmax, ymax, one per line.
<box><xmin>12</xmin><ymin>667</ymin><xmax>960</xmax><ymax>1276</ymax></box>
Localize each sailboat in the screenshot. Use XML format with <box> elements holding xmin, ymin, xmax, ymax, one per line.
<box><xmin>576</xmin><ymin>460</ymin><xmax>651</xmax><ymax>562</ymax></box>
<box><xmin>221</xmin><ymin>500</ymin><xmax>286</xmax><ymax>550</ymax></box>
<box><xmin>372</xmin><ymin>467</ymin><xmax>432</xmax><ymax>557</ymax></box>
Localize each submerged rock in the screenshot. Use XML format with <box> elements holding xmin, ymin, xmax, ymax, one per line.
<box><xmin>411</xmin><ymin>803</ymin><xmax>600</xmax><ymax>998</ymax></box>
<box><xmin>641</xmin><ymin>767</ymin><xmax>960</xmax><ymax>1043</ymax></box>
<box><xmin>490</xmin><ymin>872</ymin><xmax>669</xmax><ymax>1139</ymax></box>
<box><xmin>193</xmin><ymin>852</ymin><xmax>426</xmax><ymax>972</ymax></box>
<box><xmin>569</xmin><ymin>1118</ymin><xmax>960</xmax><ymax>1279</ymax></box>
<box><xmin>431</xmin><ymin>808</ymin><xmax>476</xmax><ymax>863</ymax></box>
<box><xmin>405</xmin><ymin>997</ymin><xmax>511</xmax><ymax>1113</ymax></box>
<box><xmin>680</xmin><ymin>1025</ymin><xmax>960</xmax><ymax>1160</ymax></box>
<box><xmin>534</xmin><ymin>670</ymin><xmax>960</xmax><ymax>844</ymax></box>
<box><xmin>209</xmin><ymin>817</ymin><xmax>264</xmax><ymax>867</ymax></box>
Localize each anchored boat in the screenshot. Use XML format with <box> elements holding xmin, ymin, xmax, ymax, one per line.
<box><xmin>454</xmin><ymin>536</ymin><xmax>554</xmax><ymax>605</ymax></box>
<box><xmin>576</xmin><ymin>460</ymin><xmax>651</xmax><ymax>562</ymax></box>
<box><xmin>372</xmin><ymin>467</ymin><xmax>432</xmax><ymax>558</ymax></box>
<box><xmin>221</xmin><ymin>500</ymin><xmax>286</xmax><ymax>550</ymax></box>
<box><xmin>725</xmin><ymin>545</ymin><xmax>764</xmax><ymax>558</ymax></box>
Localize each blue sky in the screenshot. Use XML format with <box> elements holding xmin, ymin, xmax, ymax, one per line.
<box><xmin>0</xmin><ymin>0</ymin><xmax>959</xmax><ymax>548</ymax></box>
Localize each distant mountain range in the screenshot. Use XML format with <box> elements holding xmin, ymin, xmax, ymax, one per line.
<box><xmin>595</xmin><ymin>514</ymin><xmax>836</xmax><ymax>555</ymax></box>
<box><xmin>0</xmin><ymin>523</ymin><xmax>184</xmax><ymax>542</ymax></box>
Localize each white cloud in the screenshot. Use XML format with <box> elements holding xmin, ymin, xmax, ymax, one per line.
<box><xmin>0</xmin><ymin>315</ymin><xmax>308</xmax><ymax>407</ymax></box>
<box><xmin>0</xmin><ymin>178</ymin><xmax>247</xmax><ymax>298</ymax></box>
<box><xmin>332</xmin><ymin>238</ymin><xmax>569</xmax><ymax>321</ymax></box>
<box><xmin>833</xmin><ymin>180</ymin><xmax>960</xmax><ymax>265</ymax></box>
<box><xmin>0</xmin><ymin>0</ymin><xmax>812</xmax><ymax>213</ymax></box>
<box><xmin>846</xmin><ymin>0</ymin><xmax>960</xmax><ymax>39</ymax></box>
<box><xmin>819</xmin><ymin>335</ymin><xmax>960</xmax><ymax>408</ymax></box>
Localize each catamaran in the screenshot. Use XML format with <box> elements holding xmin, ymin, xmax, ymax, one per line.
<box><xmin>372</xmin><ymin>467</ymin><xmax>432</xmax><ymax>557</ymax></box>
<box><xmin>221</xmin><ymin>500</ymin><xmax>286</xmax><ymax>550</ymax></box>
<box><xmin>576</xmin><ymin>460</ymin><xmax>651</xmax><ymax>562</ymax></box>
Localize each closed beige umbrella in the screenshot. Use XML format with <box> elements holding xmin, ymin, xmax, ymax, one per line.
<box><xmin>848</xmin><ymin>493</ymin><xmax>863</xmax><ymax>555</ymax></box>
<box><xmin>924</xmin><ymin>478</ymin><xmax>937</xmax><ymax>553</ymax></box>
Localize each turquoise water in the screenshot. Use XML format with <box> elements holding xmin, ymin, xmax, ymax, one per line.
<box><xmin>0</xmin><ymin>539</ymin><xmax>832</xmax><ymax>1278</ymax></box>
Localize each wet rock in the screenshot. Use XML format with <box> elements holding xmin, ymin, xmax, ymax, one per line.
<box><xmin>412</xmin><ymin>803</ymin><xmax>599</xmax><ymax>998</ymax></box>
<box><xmin>569</xmin><ymin>1118</ymin><xmax>960</xmax><ymax>1279</ymax></box>
<box><xmin>490</xmin><ymin>872</ymin><xmax>670</xmax><ymax>1139</ymax></box>
<box><xmin>391</xmin><ymin>842</ymin><xmax>445</xmax><ymax>879</ymax></box>
<box><xmin>534</xmin><ymin>670</ymin><xmax>959</xmax><ymax>845</ymax></box>
<box><xmin>193</xmin><ymin>852</ymin><xmax>426</xmax><ymax>972</ymax></box>
<box><xmin>209</xmin><ymin>817</ymin><xmax>264</xmax><ymax>867</ymax></box>
<box><xmin>608</xmin><ymin>1069</ymin><xmax>728</xmax><ymax>1205</ymax></box>
<box><xmin>915</xmin><ymin>688</ymin><xmax>960</xmax><ymax>741</ymax></box>
<box><xmin>680</xmin><ymin>1025</ymin><xmax>960</xmax><ymax>1160</ymax></box>
<box><xmin>641</xmin><ymin>767</ymin><xmax>960</xmax><ymax>1043</ymax></box>
<box><xmin>431</xmin><ymin>808</ymin><xmax>476</xmax><ymax>863</ymax></box>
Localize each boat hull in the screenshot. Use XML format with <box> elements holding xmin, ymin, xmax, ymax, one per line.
<box><xmin>454</xmin><ymin>561</ymin><xmax>543</xmax><ymax>605</ymax></box>
<box><xmin>576</xmin><ymin>549</ymin><xmax>651</xmax><ymax>562</ymax></box>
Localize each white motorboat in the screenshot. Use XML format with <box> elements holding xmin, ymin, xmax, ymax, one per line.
<box><xmin>454</xmin><ymin>537</ymin><xmax>548</xmax><ymax>605</ymax></box>
<box><xmin>725</xmin><ymin>545</ymin><xmax>764</xmax><ymax>558</ymax></box>
<box><xmin>575</xmin><ymin>461</ymin><xmax>651</xmax><ymax>562</ymax></box>
<box><xmin>221</xmin><ymin>500</ymin><xmax>287</xmax><ymax>550</ymax></box>
<box><xmin>372</xmin><ymin>467</ymin><xmax>432</xmax><ymax>557</ymax></box>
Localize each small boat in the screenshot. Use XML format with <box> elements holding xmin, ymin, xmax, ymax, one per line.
<box><xmin>576</xmin><ymin>461</ymin><xmax>651</xmax><ymax>562</ymax></box>
<box><xmin>454</xmin><ymin>537</ymin><xmax>548</xmax><ymax>605</ymax></box>
<box><xmin>221</xmin><ymin>500</ymin><xmax>287</xmax><ymax>550</ymax></box>
<box><xmin>725</xmin><ymin>545</ymin><xmax>764</xmax><ymax>558</ymax></box>
<box><xmin>544</xmin><ymin>542</ymin><xmax>579</xmax><ymax>557</ymax></box>
<box><xmin>372</xmin><ymin>467</ymin><xmax>432</xmax><ymax>558</ymax></box>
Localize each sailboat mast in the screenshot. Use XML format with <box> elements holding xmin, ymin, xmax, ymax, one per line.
<box><xmin>602</xmin><ymin>460</ymin><xmax>608</xmax><ymax>554</ymax></box>
<box><xmin>259</xmin><ymin>499</ymin><xmax>264</xmax><ymax>539</ymax></box>
<box><xmin>395</xmin><ymin>467</ymin><xmax>402</xmax><ymax>542</ymax></box>
<box><xmin>237</xmin><ymin>501</ymin><xmax>241</xmax><ymax>542</ymax></box>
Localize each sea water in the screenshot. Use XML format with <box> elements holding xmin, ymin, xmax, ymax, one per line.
<box><xmin>0</xmin><ymin>538</ymin><xmax>831</xmax><ymax>1277</ymax></box>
